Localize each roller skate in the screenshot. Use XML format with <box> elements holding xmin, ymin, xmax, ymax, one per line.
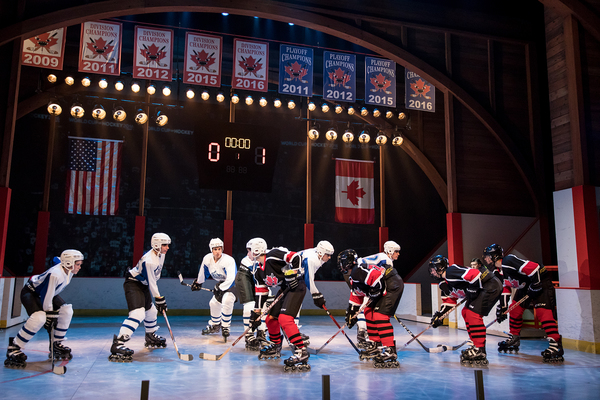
<box><xmin>373</xmin><ymin>345</ymin><xmax>400</xmax><ymax>368</ymax></box>
<box><xmin>256</xmin><ymin>330</ymin><xmax>269</xmax><ymax>346</ymax></box>
<box><xmin>108</xmin><ymin>334</ymin><xmax>134</xmax><ymax>362</ymax></box>
<box><xmin>245</xmin><ymin>332</ymin><xmax>261</xmax><ymax>351</ymax></box>
<box><xmin>201</xmin><ymin>323</ymin><xmax>221</xmax><ymax>335</ymax></box>
<box><xmin>498</xmin><ymin>334</ymin><xmax>520</xmax><ymax>353</ymax></box>
<box><xmin>359</xmin><ymin>341</ymin><xmax>381</xmax><ymax>361</ymax></box>
<box><xmin>356</xmin><ymin>329</ymin><xmax>369</xmax><ymax>349</ymax></box>
<box><xmin>50</xmin><ymin>340</ymin><xmax>73</xmax><ymax>361</ymax></box>
<box><xmin>283</xmin><ymin>346</ymin><xmax>311</xmax><ymax>372</ymax></box>
<box><xmin>222</xmin><ymin>326</ymin><xmax>230</xmax><ymax>341</ymax></box>
<box><xmin>144</xmin><ymin>331</ymin><xmax>167</xmax><ymax>348</ymax></box>
<box><xmin>460</xmin><ymin>345</ymin><xmax>488</xmax><ymax>366</ymax></box>
<box><xmin>258</xmin><ymin>341</ymin><xmax>282</xmax><ymax>360</ymax></box>
<box><xmin>4</xmin><ymin>337</ymin><xmax>27</xmax><ymax>368</ymax></box>
<box><xmin>542</xmin><ymin>336</ymin><xmax>564</xmax><ymax>363</ymax></box>
<box><xmin>299</xmin><ymin>332</ymin><xmax>310</xmax><ymax>347</ymax></box>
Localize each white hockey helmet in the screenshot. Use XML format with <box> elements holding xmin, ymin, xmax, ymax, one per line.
<box><xmin>60</xmin><ymin>249</ymin><xmax>84</xmax><ymax>270</ymax></box>
<box><xmin>209</xmin><ymin>238</ymin><xmax>224</xmax><ymax>251</ymax></box>
<box><xmin>383</xmin><ymin>240</ymin><xmax>401</xmax><ymax>256</ymax></box>
<box><xmin>247</xmin><ymin>237</ymin><xmax>268</xmax><ymax>257</ymax></box>
<box><xmin>151</xmin><ymin>233</ymin><xmax>171</xmax><ymax>251</ymax></box>
<box><xmin>316</xmin><ymin>240</ymin><xmax>335</xmax><ymax>257</ymax></box>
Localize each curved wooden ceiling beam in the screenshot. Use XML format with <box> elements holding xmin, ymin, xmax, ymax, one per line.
<box><xmin>538</xmin><ymin>0</ymin><xmax>600</xmax><ymax>43</ymax></box>
<box><xmin>2</xmin><ymin>0</ymin><xmax>539</xmax><ymax>209</ymax></box>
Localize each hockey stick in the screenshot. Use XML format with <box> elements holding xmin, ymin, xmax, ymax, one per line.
<box><xmin>162</xmin><ymin>310</ymin><xmax>193</xmax><ymax>361</ymax></box>
<box><xmin>199</xmin><ymin>288</ymin><xmax>290</xmax><ymax>361</ymax></box>
<box><xmin>177</xmin><ymin>271</ymin><xmax>213</xmax><ymax>292</ymax></box>
<box><xmin>398</xmin><ymin>298</ymin><xmax>467</xmax><ymax>351</ymax></box>
<box><xmin>50</xmin><ymin>326</ymin><xmax>66</xmax><ymax>375</ymax></box>
<box><xmin>322</xmin><ymin>305</ymin><xmax>361</xmax><ymax>354</ymax></box>
<box><xmin>308</xmin><ymin>300</ymin><xmax>372</xmax><ymax>355</ymax></box>
<box><xmin>393</xmin><ymin>316</ymin><xmax>448</xmax><ymax>353</ymax></box>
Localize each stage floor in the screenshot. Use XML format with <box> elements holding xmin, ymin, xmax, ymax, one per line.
<box><xmin>1</xmin><ymin>315</ymin><xmax>599</xmax><ymax>399</ymax></box>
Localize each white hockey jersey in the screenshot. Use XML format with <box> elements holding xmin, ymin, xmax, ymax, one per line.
<box><xmin>358</xmin><ymin>252</ymin><xmax>393</xmax><ymax>269</ymax></box>
<box><xmin>128</xmin><ymin>249</ymin><xmax>165</xmax><ymax>298</ymax></box>
<box><xmin>28</xmin><ymin>263</ymin><xmax>74</xmax><ymax>311</ymax></box>
<box><xmin>299</xmin><ymin>248</ymin><xmax>328</xmax><ymax>295</ymax></box>
<box><xmin>197</xmin><ymin>253</ymin><xmax>236</xmax><ymax>290</ymax></box>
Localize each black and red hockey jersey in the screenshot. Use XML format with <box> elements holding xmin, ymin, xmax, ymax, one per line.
<box><xmin>348</xmin><ymin>262</ymin><xmax>387</xmax><ymax>306</ymax></box>
<box><xmin>439</xmin><ymin>264</ymin><xmax>494</xmax><ymax>306</ymax></box>
<box><xmin>254</xmin><ymin>247</ymin><xmax>301</xmax><ymax>300</ymax></box>
<box><xmin>497</xmin><ymin>254</ymin><xmax>545</xmax><ymax>296</ymax></box>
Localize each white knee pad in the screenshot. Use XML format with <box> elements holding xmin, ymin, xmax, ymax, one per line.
<box><xmin>144</xmin><ymin>304</ymin><xmax>159</xmax><ymax>333</ymax></box>
<box><xmin>119</xmin><ymin>307</ymin><xmax>145</xmax><ymax>338</ymax></box>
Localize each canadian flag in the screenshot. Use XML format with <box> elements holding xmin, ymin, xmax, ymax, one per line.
<box><xmin>335</xmin><ymin>158</ymin><xmax>375</xmax><ymax>224</ymax></box>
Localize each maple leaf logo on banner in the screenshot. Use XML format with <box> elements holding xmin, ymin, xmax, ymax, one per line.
<box><xmin>86</xmin><ymin>37</ymin><xmax>115</xmax><ymax>60</ymax></box>
<box><xmin>238</xmin><ymin>55</ymin><xmax>263</xmax><ymax>77</ymax></box>
<box><xmin>328</xmin><ymin>67</ymin><xmax>352</xmax><ymax>88</ymax></box>
<box><xmin>28</xmin><ymin>32</ymin><xmax>59</xmax><ymax>54</ymax></box>
<box><xmin>410</xmin><ymin>78</ymin><xmax>432</xmax><ymax>99</ymax></box>
<box><xmin>370</xmin><ymin>73</ymin><xmax>392</xmax><ymax>94</ymax></box>
<box><xmin>342</xmin><ymin>180</ymin><xmax>366</xmax><ymax>206</ymax></box>
<box><xmin>284</xmin><ymin>61</ymin><xmax>308</xmax><ymax>82</ymax></box>
<box><xmin>140</xmin><ymin>43</ymin><xmax>167</xmax><ymax>67</ymax></box>
<box><xmin>191</xmin><ymin>49</ymin><xmax>216</xmax><ymax>72</ymax></box>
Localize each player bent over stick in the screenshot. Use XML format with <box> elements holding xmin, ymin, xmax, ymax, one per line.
<box><xmin>429</xmin><ymin>255</ymin><xmax>502</xmax><ymax>366</ymax></box>
<box><xmin>109</xmin><ymin>233</ymin><xmax>171</xmax><ymax>362</ymax></box>
<box><xmin>338</xmin><ymin>249</ymin><xmax>404</xmax><ymax>368</ymax></box>
<box><xmin>249</xmin><ymin>244</ymin><xmax>310</xmax><ymax>372</ymax></box>
<box><xmin>5</xmin><ymin>250</ymin><xmax>84</xmax><ymax>368</ymax></box>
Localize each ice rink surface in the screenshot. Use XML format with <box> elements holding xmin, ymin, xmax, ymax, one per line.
<box><xmin>2</xmin><ymin>315</ymin><xmax>600</xmax><ymax>399</ymax></box>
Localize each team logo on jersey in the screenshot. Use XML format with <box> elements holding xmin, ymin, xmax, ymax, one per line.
<box><xmin>284</xmin><ymin>61</ymin><xmax>309</xmax><ymax>83</ymax></box>
<box><xmin>140</xmin><ymin>43</ymin><xmax>168</xmax><ymax>67</ymax></box>
<box><xmin>504</xmin><ymin>277</ymin><xmax>525</xmax><ymax>289</ymax></box>
<box><xmin>27</xmin><ymin>32</ymin><xmax>59</xmax><ymax>54</ymax></box>
<box><xmin>409</xmin><ymin>78</ymin><xmax>432</xmax><ymax>99</ymax></box>
<box><xmin>328</xmin><ymin>67</ymin><xmax>352</xmax><ymax>89</ymax></box>
<box><xmin>190</xmin><ymin>49</ymin><xmax>216</xmax><ymax>72</ymax></box>
<box><xmin>238</xmin><ymin>55</ymin><xmax>263</xmax><ymax>77</ymax></box>
<box><xmin>369</xmin><ymin>73</ymin><xmax>393</xmax><ymax>94</ymax></box>
<box><xmin>265</xmin><ymin>273</ymin><xmax>279</xmax><ymax>286</ymax></box>
<box><xmin>86</xmin><ymin>37</ymin><xmax>115</xmax><ymax>60</ymax></box>
<box><xmin>450</xmin><ymin>288</ymin><xmax>466</xmax><ymax>299</ymax></box>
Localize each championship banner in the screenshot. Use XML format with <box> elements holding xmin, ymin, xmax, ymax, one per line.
<box><xmin>78</xmin><ymin>21</ymin><xmax>122</xmax><ymax>76</ymax></box>
<box><xmin>183</xmin><ymin>32</ymin><xmax>222</xmax><ymax>87</ymax></box>
<box><xmin>323</xmin><ymin>51</ymin><xmax>356</xmax><ymax>102</ymax></box>
<box><xmin>335</xmin><ymin>158</ymin><xmax>375</xmax><ymax>224</ymax></box>
<box><xmin>232</xmin><ymin>39</ymin><xmax>268</xmax><ymax>92</ymax></box>
<box><xmin>405</xmin><ymin>68</ymin><xmax>435</xmax><ymax>113</ymax></box>
<box><xmin>133</xmin><ymin>26</ymin><xmax>173</xmax><ymax>82</ymax></box>
<box><xmin>22</xmin><ymin>28</ymin><xmax>67</xmax><ymax>70</ymax></box>
<box><xmin>365</xmin><ymin>57</ymin><xmax>396</xmax><ymax>108</ymax></box>
<box><xmin>278</xmin><ymin>44</ymin><xmax>313</xmax><ymax>97</ymax></box>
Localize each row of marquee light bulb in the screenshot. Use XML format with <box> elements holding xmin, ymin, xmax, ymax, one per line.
<box><xmin>307</xmin><ymin>124</ymin><xmax>404</xmax><ymax>146</ymax></box>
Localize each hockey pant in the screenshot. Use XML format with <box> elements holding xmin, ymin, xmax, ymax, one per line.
<box><xmin>364</xmin><ymin>308</ymin><xmax>394</xmax><ymax>347</ymax></box>
<box><xmin>120</xmin><ymin>279</ymin><xmax>160</xmax><ymax>339</ymax></box>
<box><xmin>209</xmin><ymin>292</ymin><xmax>236</xmax><ymax>328</ymax></box>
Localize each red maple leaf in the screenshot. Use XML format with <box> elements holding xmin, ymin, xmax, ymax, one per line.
<box><xmin>238</xmin><ymin>55</ymin><xmax>263</xmax><ymax>76</ymax></box>
<box><xmin>329</xmin><ymin>67</ymin><xmax>351</xmax><ymax>87</ymax></box>
<box><xmin>191</xmin><ymin>49</ymin><xmax>216</xmax><ymax>70</ymax></box>
<box><xmin>87</xmin><ymin>37</ymin><xmax>115</xmax><ymax>59</ymax></box>
<box><xmin>141</xmin><ymin>43</ymin><xmax>167</xmax><ymax>63</ymax></box>
<box><xmin>342</xmin><ymin>180</ymin><xmax>366</xmax><ymax>206</ymax></box>
<box><xmin>370</xmin><ymin>73</ymin><xmax>391</xmax><ymax>92</ymax></box>
<box><xmin>33</xmin><ymin>32</ymin><xmax>59</xmax><ymax>49</ymax></box>
<box><xmin>410</xmin><ymin>79</ymin><xmax>431</xmax><ymax>97</ymax></box>
<box><xmin>265</xmin><ymin>273</ymin><xmax>279</xmax><ymax>286</ymax></box>
<box><xmin>284</xmin><ymin>61</ymin><xmax>308</xmax><ymax>81</ymax></box>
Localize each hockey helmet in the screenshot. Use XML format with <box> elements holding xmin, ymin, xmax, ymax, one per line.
<box><xmin>337</xmin><ymin>249</ymin><xmax>358</xmax><ymax>274</ymax></box>
<box><xmin>383</xmin><ymin>240</ymin><xmax>401</xmax><ymax>256</ymax></box>
<box><xmin>247</xmin><ymin>237</ymin><xmax>268</xmax><ymax>257</ymax></box>
<box><xmin>151</xmin><ymin>233</ymin><xmax>171</xmax><ymax>251</ymax></box>
<box><xmin>60</xmin><ymin>249</ymin><xmax>84</xmax><ymax>270</ymax></box>
<box><xmin>209</xmin><ymin>238</ymin><xmax>224</xmax><ymax>251</ymax></box>
<box><xmin>316</xmin><ymin>240</ymin><xmax>335</xmax><ymax>257</ymax></box>
<box><xmin>429</xmin><ymin>255</ymin><xmax>448</xmax><ymax>279</ymax></box>
<box><xmin>483</xmin><ymin>243</ymin><xmax>504</xmax><ymax>263</ymax></box>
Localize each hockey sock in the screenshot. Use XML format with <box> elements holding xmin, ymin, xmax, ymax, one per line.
<box><xmin>143</xmin><ymin>305</ymin><xmax>158</xmax><ymax>333</ymax></box>
<box><xmin>15</xmin><ymin>310</ymin><xmax>46</xmax><ymax>348</ymax></box>
<box><xmin>209</xmin><ymin>296</ymin><xmax>222</xmax><ymax>326</ymax></box>
<box><xmin>463</xmin><ymin>308</ymin><xmax>486</xmax><ymax>348</ymax></box>
<box><xmin>364</xmin><ymin>308</ymin><xmax>381</xmax><ymax>343</ymax></box>
<box><xmin>535</xmin><ymin>308</ymin><xmax>560</xmax><ymax>341</ymax></box>
<box><xmin>280</xmin><ymin>314</ymin><xmax>305</xmax><ymax>348</ymax></box>
<box><xmin>508</xmin><ymin>302</ymin><xmax>525</xmax><ymax>336</ymax></box>
<box><xmin>55</xmin><ymin>304</ymin><xmax>73</xmax><ymax>341</ymax></box>
<box><xmin>220</xmin><ymin>292</ymin><xmax>235</xmax><ymax>328</ymax></box>
<box><xmin>266</xmin><ymin>316</ymin><xmax>282</xmax><ymax>344</ymax></box>
<box><xmin>373</xmin><ymin>312</ymin><xmax>394</xmax><ymax>347</ymax></box>
<box><xmin>242</xmin><ymin>301</ymin><xmax>254</xmax><ymax>330</ymax></box>
<box><xmin>119</xmin><ymin>307</ymin><xmax>144</xmax><ymax>338</ymax></box>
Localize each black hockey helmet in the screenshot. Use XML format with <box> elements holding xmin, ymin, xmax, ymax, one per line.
<box><xmin>429</xmin><ymin>255</ymin><xmax>448</xmax><ymax>279</ymax></box>
<box><xmin>337</xmin><ymin>249</ymin><xmax>358</xmax><ymax>274</ymax></box>
<box><xmin>483</xmin><ymin>244</ymin><xmax>504</xmax><ymax>264</ymax></box>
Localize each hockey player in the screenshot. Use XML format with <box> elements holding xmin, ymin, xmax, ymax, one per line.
<box><xmin>429</xmin><ymin>255</ymin><xmax>502</xmax><ymax>366</ymax></box>
<box><xmin>192</xmin><ymin>238</ymin><xmax>237</xmax><ymax>340</ymax></box>
<box><xmin>249</xmin><ymin>245</ymin><xmax>310</xmax><ymax>372</ymax></box>
<box><xmin>483</xmin><ymin>243</ymin><xmax>565</xmax><ymax>362</ymax></box>
<box><xmin>338</xmin><ymin>249</ymin><xmax>404</xmax><ymax>368</ymax></box>
<box><xmin>235</xmin><ymin>237</ymin><xmax>269</xmax><ymax>350</ymax></box>
<box><xmin>5</xmin><ymin>249</ymin><xmax>83</xmax><ymax>368</ymax></box>
<box><xmin>109</xmin><ymin>233</ymin><xmax>170</xmax><ymax>362</ymax></box>
<box><xmin>351</xmin><ymin>240</ymin><xmax>402</xmax><ymax>349</ymax></box>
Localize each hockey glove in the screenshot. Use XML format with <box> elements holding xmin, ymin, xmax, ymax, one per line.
<box><xmin>430</xmin><ymin>304</ymin><xmax>452</xmax><ymax>328</ymax></box>
<box><xmin>44</xmin><ymin>310</ymin><xmax>59</xmax><ymax>331</ymax></box>
<box><xmin>527</xmin><ymin>282</ymin><xmax>543</xmax><ymax>299</ymax></box>
<box><xmin>284</xmin><ymin>270</ymin><xmax>300</xmax><ymax>290</ymax></box>
<box><xmin>191</xmin><ymin>279</ymin><xmax>203</xmax><ymax>292</ymax></box>
<box><xmin>496</xmin><ymin>305</ymin><xmax>509</xmax><ymax>323</ymax></box>
<box><xmin>249</xmin><ymin>310</ymin><xmax>261</xmax><ymax>331</ymax></box>
<box><xmin>345</xmin><ymin>303</ymin><xmax>360</xmax><ymax>329</ymax></box>
<box><xmin>213</xmin><ymin>285</ymin><xmax>225</xmax><ymax>303</ymax></box>
<box><xmin>155</xmin><ymin>296</ymin><xmax>167</xmax><ymax>314</ymax></box>
<box><xmin>312</xmin><ymin>292</ymin><xmax>326</xmax><ymax>309</ymax></box>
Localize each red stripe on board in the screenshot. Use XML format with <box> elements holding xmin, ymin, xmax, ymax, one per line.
<box><xmin>572</xmin><ymin>186</ymin><xmax>600</xmax><ymax>289</ymax></box>
<box><xmin>446</xmin><ymin>213</ymin><xmax>463</xmax><ymax>265</ymax></box>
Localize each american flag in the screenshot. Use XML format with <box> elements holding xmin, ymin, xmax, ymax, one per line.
<box><xmin>65</xmin><ymin>137</ymin><xmax>123</xmax><ymax>215</ymax></box>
